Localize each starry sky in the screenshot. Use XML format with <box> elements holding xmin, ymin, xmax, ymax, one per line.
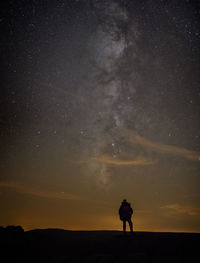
<box><xmin>0</xmin><ymin>0</ymin><xmax>200</xmax><ymax>232</ymax></box>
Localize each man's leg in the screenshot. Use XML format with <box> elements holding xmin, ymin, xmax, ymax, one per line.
<box><xmin>123</xmin><ymin>220</ymin><xmax>126</xmax><ymax>233</ymax></box>
<box><xmin>128</xmin><ymin>218</ymin><xmax>133</xmax><ymax>232</ymax></box>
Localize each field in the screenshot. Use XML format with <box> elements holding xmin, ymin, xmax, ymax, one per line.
<box><xmin>1</xmin><ymin>226</ymin><xmax>200</xmax><ymax>262</ymax></box>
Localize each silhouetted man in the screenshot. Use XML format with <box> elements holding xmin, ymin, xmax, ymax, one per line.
<box><xmin>119</xmin><ymin>199</ymin><xmax>133</xmax><ymax>233</ymax></box>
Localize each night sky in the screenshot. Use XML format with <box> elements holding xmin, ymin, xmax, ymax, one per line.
<box><xmin>0</xmin><ymin>0</ymin><xmax>200</xmax><ymax>232</ymax></box>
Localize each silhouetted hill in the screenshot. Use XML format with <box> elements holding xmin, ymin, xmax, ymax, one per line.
<box><xmin>1</xmin><ymin>226</ymin><xmax>200</xmax><ymax>262</ymax></box>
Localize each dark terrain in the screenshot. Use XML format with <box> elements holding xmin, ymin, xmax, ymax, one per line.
<box><xmin>0</xmin><ymin>226</ymin><xmax>200</xmax><ymax>262</ymax></box>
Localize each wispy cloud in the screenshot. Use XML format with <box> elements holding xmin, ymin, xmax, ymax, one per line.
<box><xmin>92</xmin><ymin>154</ymin><xmax>155</xmax><ymax>166</ymax></box>
<box><xmin>161</xmin><ymin>203</ymin><xmax>200</xmax><ymax>216</ymax></box>
<box><xmin>121</xmin><ymin>129</ymin><xmax>200</xmax><ymax>162</ymax></box>
<box><xmin>0</xmin><ymin>181</ymin><xmax>80</xmax><ymax>201</ymax></box>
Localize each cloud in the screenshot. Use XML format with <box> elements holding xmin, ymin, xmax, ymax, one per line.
<box><xmin>121</xmin><ymin>129</ymin><xmax>200</xmax><ymax>162</ymax></box>
<box><xmin>92</xmin><ymin>154</ymin><xmax>155</xmax><ymax>166</ymax></box>
<box><xmin>161</xmin><ymin>203</ymin><xmax>200</xmax><ymax>216</ymax></box>
<box><xmin>0</xmin><ymin>181</ymin><xmax>80</xmax><ymax>201</ymax></box>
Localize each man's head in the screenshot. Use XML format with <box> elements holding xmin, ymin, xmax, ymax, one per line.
<box><xmin>123</xmin><ymin>199</ymin><xmax>127</xmax><ymax>202</ymax></box>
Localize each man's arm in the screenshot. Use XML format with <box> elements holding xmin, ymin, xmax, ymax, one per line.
<box><xmin>130</xmin><ymin>207</ymin><xmax>133</xmax><ymax>214</ymax></box>
<box><xmin>119</xmin><ymin>206</ymin><xmax>122</xmax><ymax>215</ymax></box>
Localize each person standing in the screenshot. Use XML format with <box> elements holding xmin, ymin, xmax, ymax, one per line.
<box><xmin>119</xmin><ymin>199</ymin><xmax>133</xmax><ymax>233</ymax></box>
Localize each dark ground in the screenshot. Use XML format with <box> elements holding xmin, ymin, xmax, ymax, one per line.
<box><xmin>0</xmin><ymin>226</ymin><xmax>200</xmax><ymax>263</ymax></box>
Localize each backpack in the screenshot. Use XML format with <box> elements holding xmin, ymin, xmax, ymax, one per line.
<box><xmin>119</xmin><ymin>203</ymin><xmax>132</xmax><ymax>220</ymax></box>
